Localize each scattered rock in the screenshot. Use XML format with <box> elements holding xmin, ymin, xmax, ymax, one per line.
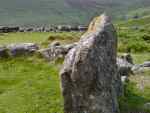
<box><xmin>121</xmin><ymin>53</ymin><xmax>134</xmax><ymax>64</ymax></box>
<box><xmin>144</xmin><ymin>102</ymin><xmax>150</xmax><ymax>110</ymax></box>
<box><xmin>7</xmin><ymin>43</ymin><xmax>39</xmax><ymax>56</ymax></box>
<box><xmin>38</xmin><ymin>46</ymin><xmax>66</xmax><ymax>61</ymax></box>
<box><xmin>117</xmin><ymin>57</ymin><xmax>133</xmax><ymax>76</ymax></box>
<box><xmin>116</xmin><ymin>55</ymin><xmax>134</xmax><ymax>96</ymax></box>
<box><xmin>132</xmin><ymin>64</ymin><xmax>144</xmax><ymax>73</ymax></box>
<box><xmin>63</xmin><ymin>42</ymin><xmax>78</xmax><ymax>51</ymax></box>
<box><xmin>142</xmin><ymin>61</ymin><xmax>150</xmax><ymax>67</ymax></box>
<box><xmin>60</xmin><ymin>14</ymin><xmax>119</xmax><ymax>113</ymax></box>
<box><xmin>40</xmin><ymin>42</ymin><xmax>77</xmax><ymax>61</ymax></box>
<box><xmin>132</xmin><ymin>61</ymin><xmax>150</xmax><ymax>74</ymax></box>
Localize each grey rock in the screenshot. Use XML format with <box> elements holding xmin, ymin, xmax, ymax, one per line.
<box><xmin>38</xmin><ymin>46</ymin><xmax>66</xmax><ymax>61</ymax></box>
<box><xmin>57</xmin><ymin>25</ymin><xmax>71</xmax><ymax>32</ymax></box>
<box><xmin>120</xmin><ymin>53</ymin><xmax>133</xmax><ymax>64</ymax></box>
<box><xmin>116</xmin><ymin>58</ymin><xmax>127</xmax><ymax>96</ymax></box>
<box><xmin>132</xmin><ymin>64</ymin><xmax>143</xmax><ymax>73</ymax></box>
<box><xmin>116</xmin><ymin>56</ymin><xmax>133</xmax><ymax>96</ymax></box>
<box><xmin>144</xmin><ymin>102</ymin><xmax>150</xmax><ymax>110</ymax></box>
<box><xmin>7</xmin><ymin>43</ymin><xmax>39</xmax><ymax>56</ymax></box>
<box><xmin>142</xmin><ymin>61</ymin><xmax>150</xmax><ymax>67</ymax></box>
<box><xmin>41</xmin><ymin>42</ymin><xmax>77</xmax><ymax>61</ymax></box>
<box><xmin>38</xmin><ymin>48</ymin><xmax>53</xmax><ymax>60</ymax></box>
<box><xmin>132</xmin><ymin>61</ymin><xmax>150</xmax><ymax>74</ymax></box>
<box><xmin>117</xmin><ymin>57</ymin><xmax>133</xmax><ymax>76</ymax></box>
<box><xmin>60</xmin><ymin>14</ymin><xmax>119</xmax><ymax>113</ymax></box>
<box><xmin>78</xmin><ymin>25</ymin><xmax>88</xmax><ymax>31</ymax></box>
<box><xmin>63</xmin><ymin>42</ymin><xmax>78</xmax><ymax>51</ymax></box>
<box><xmin>0</xmin><ymin>26</ymin><xmax>19</xmax><ymax>33</ymax></box>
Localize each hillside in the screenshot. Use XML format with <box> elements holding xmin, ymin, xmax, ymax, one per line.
<box><xmin>118</xmin><ymin>15</ymin><xmax>150</xmax><ymax>27</ymax></box>
<box><xmin>0</xmin><ymin>0</ymin><xmax>150</xmax><ymax>25</ymax></box>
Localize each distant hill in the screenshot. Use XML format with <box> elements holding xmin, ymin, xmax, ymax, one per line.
<box><xmin>0</xmin><ymin>0</ymin><xmax>150</xmax><ymax>25</ymax></box>
<box><xmin>126</xmin><ymin>7</ymin><xmax>150</xmax><ymax>19</ymax></box>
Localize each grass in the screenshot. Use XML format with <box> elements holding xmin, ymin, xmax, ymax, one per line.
<box><xmin>0</xmin><ymin>53</ymin><xmax>149</xmax><ymax>113</ymax></box>
<box><xmin>116</xmin><ymin>25</ymin><xmax>150</xmax><ymax>53</ymax></box>
<box><xmin>132</xmin><ymin>53</ymin><xmax>150</xmax><ymax>64</ymax></box>
<box><xmin>119</xmin><ymin>15</ymin><xmax>150</xmax><ymax>27</ymax></box>
<box><xmin>0</xmin><ymin>57</ymin><xmax>63</xmax><ymax>113</ymax></box>
<box><xmin>119</xmin><ymin>70</ymin><xmax>150</xmax><ymax>113</ymax></box>
<box><xmin>0</xmin><ymin>32</ymin><xmax>50</xmax><ymax>45</ymax></box>
<box><xmin>119</xmin><ymin>53</ymin><xmax>150</xmax><ymax>113</ymax></box>
<box><xmin>0</xmin><ymin>32</ymin><xmax>82</xmax><ymax>47</ymax></box>
<box><xmin>0</xmin><ymin>28</ymin><xmax>150</xmax><ymax>113</ymax></box>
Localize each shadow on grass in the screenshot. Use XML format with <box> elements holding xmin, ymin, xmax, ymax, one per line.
<box><xmin>119</xmin><ymin>82</ymin><xmax>150</xmax><ymax>113</ymax></box>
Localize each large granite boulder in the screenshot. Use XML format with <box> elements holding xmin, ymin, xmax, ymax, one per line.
<box><xmin>7</xmin><ymin>43</ymin><xmax>39</xmax><ymax>57</ymax></box>
<box><xmin>60</xmin><ymin>14</ymin><xmax>120</xmax><ymax>113</ymax></box>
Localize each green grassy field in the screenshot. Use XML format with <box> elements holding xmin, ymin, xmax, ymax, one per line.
<box><xmin>0</xmin><ymin>57</ymin><xmax>63</xmax><ymax>113</ymax></box>
<box><xmin>0</xmin><ymin>32</ymin><xmax>82</xmax><ymax>46</ymax></box>
<box><xmin>0</xmin><ymin>32</ymin><xmax>50</xmax><ymax>45</ymax></box>
<box><xmin>0</xmin><ymin>54</ymin><xmax>150</xmax><ymax>113</ymax></box>
<box><xmin>120</xmin><ymin>70</ymin><xmax>150</xmax><ymax>113</ymax></box>
<box><xmin>0</xmin><ymin>31</ymin><xmax>150</xmax><ymax>113</ymax></box>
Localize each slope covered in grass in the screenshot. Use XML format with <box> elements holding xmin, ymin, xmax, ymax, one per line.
<box><xmin>119</xmin><ymin>70</ymin><xmax>150</xmax><ymax>113</ymax></box>
<box><xmin>0</xmin><ymin>57</ymin><xmax>63</xmax><ymax>113</ymax></box>
<box><xmin>117</xmin><ymin>27</ymin><xmax>150</xmax><ymax>53</ymax></box>
<box><xmin>0</xmin><ymin>0</ymin><xmax>150</xmax><ymax>25</ymax></box>
<box><xmin>0</xmin><ymin>32</ymin><xmax>82</xmax><ymax>47</ymax></box>
<box><xmin>118</xmin><ymin>15</ymin><xmax>150</xmax><ymax>27</ymax></box>
<box><xmin>127</xmin><ymin>7</ymin><xmax>150</xmax><ymax>19</ymax></box>
<box><xmin>116</xmin><ymin>16</ymin><xmax>150</xmax><ymax>53</ymax></box>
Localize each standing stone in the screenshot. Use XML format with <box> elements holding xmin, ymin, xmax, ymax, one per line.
<box><xmin>60</xmin><ymin>14</ymin><xmax>119</xmax><ymax>113</ymax></box>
